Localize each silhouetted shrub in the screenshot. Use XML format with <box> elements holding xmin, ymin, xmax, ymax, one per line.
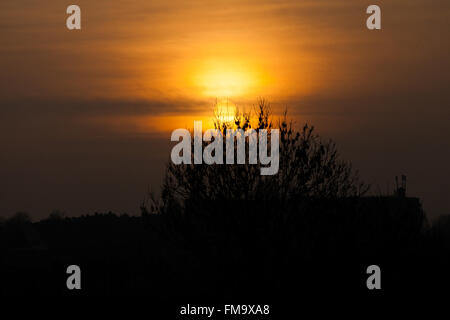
<box><xmin>149</xmin><ymin>99</ymin><xmax>369</xmax><ymax>214</ymax></box>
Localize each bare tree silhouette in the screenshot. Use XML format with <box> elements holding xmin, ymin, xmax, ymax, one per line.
<box><xmin>147</xmin><ymin>99</ymin><xmax>369</xmax><ymax>214</ymax></box>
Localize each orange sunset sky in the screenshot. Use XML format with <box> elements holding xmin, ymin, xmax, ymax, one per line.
<box><xmin>1</xmin><ymin>0</ymin><xmax>449</xmax><ymax>219</ymax></box>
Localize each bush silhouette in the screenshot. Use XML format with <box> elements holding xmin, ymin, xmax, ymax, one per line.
<box><xmin>148</xmin><ymin>99</ymin><xmax>369</xmax><ymax>215</ymax></box>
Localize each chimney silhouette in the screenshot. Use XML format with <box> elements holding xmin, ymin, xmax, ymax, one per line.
<box><xmin>395</xmin><ymin>175</ymin><xmax>407</xmax><ymax>197</ymax></box>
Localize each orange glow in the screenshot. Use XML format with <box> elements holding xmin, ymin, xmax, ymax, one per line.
<box><xmin>214</xmin><ymin>98</ymin><xmax>237</xmax><ymax>124</ymax></box>
<box><xmin>175</xmin><ymin>50</ymin><xmax>274</xmax><ymax>100</ymax></box>
<box><xmin>190</xmin><ymin>58</ymin><xmax>263</xmax><ymax>97</ymax></box>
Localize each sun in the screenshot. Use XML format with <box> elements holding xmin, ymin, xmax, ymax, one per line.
<box><xmin>198</xmin><ymin>68</ymin><xmax>253</xmax><ymax>97</ymax></box>
<box><xmin>214</xmin><ymin>98</ymin><xmax>237</xmax><ymax>124</ymax></box>
<box><xmin>187</xmin><ymin>58</ymin><xmax>266</xmax><ymax>98</ymax></box>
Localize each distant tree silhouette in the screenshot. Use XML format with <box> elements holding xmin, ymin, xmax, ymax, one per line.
<box><xmin>1</xmin><ymin>211</ymin><xmax>39</xmax><ymax>248</ymax></box>
<box><xmin>47</xmin><ymin>210</ymin><xmax>65</xmax><ymax>221</ymax></box>
<box><xmin>7</xmin><ymin>211</ymin><xmax>32</xmax><ymax>224</ymax></box>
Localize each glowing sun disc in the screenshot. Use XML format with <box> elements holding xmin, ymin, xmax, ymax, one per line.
<box><xmin>214</xmin><ymin>98</ymin><xmax>237</xmax><ymax>123</ymax></box>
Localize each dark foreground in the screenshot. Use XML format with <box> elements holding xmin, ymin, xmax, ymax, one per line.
<box><xmin>1</xmin><ymin>196</ymin><xmax>450</xmax><ymax>299</ymax></box>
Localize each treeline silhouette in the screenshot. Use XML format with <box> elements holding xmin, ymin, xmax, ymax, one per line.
<box><xmin>1</xmin><ymin>100</ymin><xmax>450</xmax><ymax>296</ymax></box>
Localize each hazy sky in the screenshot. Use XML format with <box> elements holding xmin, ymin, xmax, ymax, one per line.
<box><xmin>1</xmin><ymin>0</ymin><xmax>449</xmax><ymax>220</ymax></box>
